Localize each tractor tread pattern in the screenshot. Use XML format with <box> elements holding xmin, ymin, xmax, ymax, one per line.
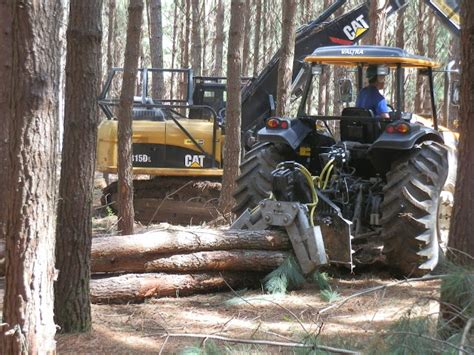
<box><xmin>232</xmin><ymin>143</ymin><xmax>293</xmax><ymax>217</ymax></box>
<box><xmin>381</xmin><ymin>141</ymin><xmax>449</xmax><ymax>277</ymax></box>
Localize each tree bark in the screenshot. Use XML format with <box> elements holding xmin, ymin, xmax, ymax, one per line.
<box><xmin>92</xmin><ymin>228</ymin><xmax>290</xmax><ymax>267</ymax></box>
<box><xmin>213</xmin><ymin>0</ymin><xmax>224</xmax><ymax>76</ymax></box>
<box><xmin>93</xmin><ymin>250</ymin><xmax>289</xmax><ymax>273</ymax></box>
<box><xmin>276</xmin><ymin>0</ymin><xmax>297</xmax><ymax>117</ymax></box>
<box><xmin>365</xmin><ymin>0</ymin><xmax>387</xmax><ymax>45</ymax></box>
<box><xmin>262</xmin><ymin>0</ymin><xmax>268</xmax><ymax>64</ymax></box>
<box><xmin>148</xmin><ymin>0</ymin><xmax>165</xmax><ymax>98</ymax></box>
<box><xmin>252</xmin><ymin>0</ymin><xmax>262</xmax><ymax>77</ymax></box>
<box><xmin>91</xmin><ymin>272</ymin><xmax>264</xmax><ymax>303</ymax></box>
<box><xmin>118</xmin><ymin>0</ymin><xmax>144</xmax><ymax>235</ymax></box>
<box><xmin>106</xmin><ymin>0</ymin><xmax>116</xmax><ymax>77</ymax></box>
<box><xmin>191</xmin><ymin>0</ymin><xmax>202</xmax><ymax>76</ymax></box>
<box><xmin>414</xmin><ymin>1</ymin><xmax>425</xmax><ymax>113</ymax></box>
<box><xmin>170</xmin><ymin>2</ymin><xmax>178</xmax><ymax>97</ymax></box>
<box><xmin>0</xmin><ymin>0</ymin><xmax>12</xmax><ymax>242</ymax></box>
<box><xmin>242</xmin><ymin>0</ymin><xmax>251</xmax><ymax>76</ymax></box>
<box><xmin>395</xmin><ymin>5</ymin><xmax>405</xmax><ymax>111</ymax></box>
<box><xmin>1</xmin><ymin>2</ymin><xmax>62</xmax><ymax>353</ymax></box>
<box><xmin>218</xmin><ymin>0</ymin><xmax>245</xmax><ymax>213</ymax></box>
<box><xmin>54</xmin><ymin>0</ymin><xmax>103</xmax><ymax>334</ymax></box>
<box><xmin>201</xmin><ymin>1</ymin><xmax>208</xmax><ymax>76</ymax></box>
<box><xmin>440</xmin><ymin>0</ymin><xmax>474</xmax><ymax>335</ymax></box>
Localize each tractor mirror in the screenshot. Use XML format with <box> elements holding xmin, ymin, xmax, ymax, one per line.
<box><xmin>311</xmin><ymin>64</ymin><xmax>323</xmax><ymax>75</ymax></box>
<box><xmin>377</xmin><ymin>65</ymin><xmax>390</xmax><ymax>76</ymax></box>
<box><xmin>290</xmin><ymin>65</ymin><xmax>311</xmax><ymax>98</ymax></box>
<box><xmin>339</xmin><ymin>79</ymin><xmax>353</xmax><ymax>103</ymax></box>
<box><xmin>451</xmin><ymin>80</ymin><xmax>460</xmax><ymax>106</ymax></box>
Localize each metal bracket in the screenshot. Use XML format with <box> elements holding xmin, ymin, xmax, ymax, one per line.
<box><xmin>231</xmin><ymin>199</ymin><xmax>327</xmax><ymax>274</ymax></box>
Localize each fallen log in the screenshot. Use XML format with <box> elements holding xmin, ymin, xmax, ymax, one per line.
<box><xmin>92</xmin><ymin>249</ymin><xmax>289</xmax><ymax>273</ymax></box>
<box><xmin>90</xmin><ymin>272</ymin><xmax>264</xmax><ymax>303</ymax></box>
<box><xmin>92</xmin><ymin>227</ymin><xmax>290</xmax><ymax>270</ymax></box>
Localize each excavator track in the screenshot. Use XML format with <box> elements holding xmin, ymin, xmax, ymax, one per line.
<box><xmin>102</xmin><ymin>177</ymin><xmax>221</xmax><ymax>225</ymax></box>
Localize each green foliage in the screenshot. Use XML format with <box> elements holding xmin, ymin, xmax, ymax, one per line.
<box><xmin>440</xmin><ymin>262</ymin><xmax>474</xmax><ymax>321</ymax></box>
<box><xmin>105</xmin><ymin>205</ymin><xmax>114</xmax><ymax>217</ymax></box>
<box><xmin>319</xmin><ymin>289</ymin><xmax>340</xmax><ymax>303</ymax></box>
<box><xmin>263</xmin><ymin>255</ymin><xmax>305</xmax><ymax>294</ymax></box>
<box><xmin>312</xmin><ymin>271</ymin><xmax>331</xmax><ymax>291</ymax></box>
<box><xmin>180</xmin><ymin>340</ymin><xmax>262</xmax><ymax>354</ymax></box>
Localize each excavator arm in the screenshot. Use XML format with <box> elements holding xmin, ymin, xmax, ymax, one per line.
<box><xmin>241</xmin><ymin>1</ymin><xmax>370</xmax><ymax>148</ymax></box>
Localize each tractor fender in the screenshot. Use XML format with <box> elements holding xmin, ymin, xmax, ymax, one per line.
<box><xmin>257</xmin><ymin>119</ymin><xmax>313</xmax><ymax>150</ymax></box>
<box><xmin>369</xmin><ymin>125</ymin><xmax>445</xmax><ymax>174</ymax></box>
<box><xmin>370</xmin><ymin>125</ymin><xmax>444</xmax><ymax>151</ymax></box>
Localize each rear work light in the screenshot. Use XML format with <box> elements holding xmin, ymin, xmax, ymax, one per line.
<box><xmin>385</xmin><ymin>122</ymin><xmax>411</xmax><ymax>134</ymax></box>
<box><xmin>266</xmin><ymin>118</ymin><xmax>290</xmax><ymax>129</ymax></box>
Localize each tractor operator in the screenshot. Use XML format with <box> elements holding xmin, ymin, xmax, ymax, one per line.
<box><xmin>356</xmin><ymin>65</ymin><xmax>390</xmax><ymax>119</ymax></box>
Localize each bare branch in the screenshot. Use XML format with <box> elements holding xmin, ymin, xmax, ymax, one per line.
<box><xmin>163</xmin><ymin>332</ymin><xmax>361</xmax><ymax>354</ymax></box>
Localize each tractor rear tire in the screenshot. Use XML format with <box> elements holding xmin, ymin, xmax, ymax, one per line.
<box><xmin>232</xmin><ymin>143</ymin><xmax>294</xmax><ymax>217</ymax></box>
<box><xmin>381</xmin><ymin>141</ymin><xmax>450</xmax><ymax>277</ymax></box>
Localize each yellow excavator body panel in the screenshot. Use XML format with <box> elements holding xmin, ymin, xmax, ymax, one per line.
<box><xmin>96</xmin><ymin>119</ymin><xmax>224</xmax><ymax>176</ymax></box>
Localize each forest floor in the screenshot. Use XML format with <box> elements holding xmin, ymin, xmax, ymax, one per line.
<box><xmin>0</xmin><ymin>181</ymin><xmax>444</xmax><ymax>354</ymax></box>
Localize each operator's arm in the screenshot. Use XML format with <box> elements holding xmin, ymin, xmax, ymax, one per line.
<box><xmin>376</xmin><ymin>99</ymin><xmax>390</xmax><ymax>119</ymax></box>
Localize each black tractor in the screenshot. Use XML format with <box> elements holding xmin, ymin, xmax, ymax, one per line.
<box><xmin>232</xmin><ymin>45</ymin><xmax>457</xmax><ymax>277</ymax></box>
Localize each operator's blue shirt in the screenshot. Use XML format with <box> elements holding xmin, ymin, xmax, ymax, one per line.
<box><xmin>356</xmin><ymin>85</ymin><xmax>389</xmax><ymax>117</ymax></box>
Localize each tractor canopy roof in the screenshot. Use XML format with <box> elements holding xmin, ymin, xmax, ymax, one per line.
<box><xmin>304</xmin><ymin>45</ymin><xmax>440</xmax><ymax>69</ymax></box>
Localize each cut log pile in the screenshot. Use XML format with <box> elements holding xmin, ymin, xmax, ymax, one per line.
<box><xmin>0</xmin><ymin>227</ymin><xmax>291</xmax><ymax>303</ymax></box>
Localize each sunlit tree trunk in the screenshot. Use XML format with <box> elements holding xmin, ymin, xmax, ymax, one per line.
<box><xmin>252</xmin><ymin>0</ymin><xmax>261</xmax><ymax>76</ymax></box>
<box><xmin>118</xmin><ymin>0</ymin><xmax>144</xmax><ymax>235</ymax></box>
<box><xmin>242</xmin><ymin>0</ymin><xmax>251</xmax><ymax>76</ymax></box>
<box><xmin>148</xmin><ymin>0</ymin><xmax>165</xmax><ymax>98</ymax></box>
<box><xmin>440</xmin><ymin>0</ymin><xmax>474</xmax><ymax>334</ymax></box>
<box><xmin>1</xmin><ymin>1</ymin><xmax>62</xmax><ymax>352</ymax></box>
<box><xmin>191</xmin><ymin>0</ymin><xmax>202</xmax><ymax>75</ymax></box>
<box><xmin>218</xmin><ymin>0</ymin><xmax>245</xmax><ymax>213</ymax></box>
<box><xmin>213</xmin><ymin>0</ymin><xmax>224</xmax><ymax>76</ymax></box>
<box><xmin>276</xmin><ymin>0</ymin><xmax>297</xmax><ymax>117</ymax></box>
<box><xmin>0</xmin><ymin>0</ymin><xmax>12</xmax><ymax>242</ymax></box>
<box><xmin>55</xmin><ymin>0</ymin><xmax>103</xmax><ymax>333</ymax></box>
<box><xmin>170</xmin><ymin>2</ymin><xmax>178</xmax><ymax>97</ymax></box>
<box><xmin>414</xmin><ymin>1</ymin><xmax>425</xmax><ymax>113</ymax></box>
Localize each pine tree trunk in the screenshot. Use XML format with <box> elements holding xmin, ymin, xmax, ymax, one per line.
<box><xmin>242</xmin><ymin>0</ymin><xmax>251</xmax><ymax>76</ymax></box>
<box><xmin>106</xmin><ymin>0</ymin><xmax>116</xmax><ymax>76</ymax></box>
<box><xmin>262</xmin><ymin>0</ymin><xmax>268</xmax><ymax>64</ymax></box>
<box><xmin>201</xmin><ymin>1</ymin><xmax>208</xmax><ymax>76</ymax></box>
<box><xmin>118</xmin><ymin>0</ymin><xmax>144</xmax><ymax>235</ymax></box>
<box><xmin>218</xmin><ymin>0</ymin><xmax>245</xmax><ymax>213</ymax></box>
<box><xmin>148</xmin><ymin>0</ymin><xmax>165</xmax><ymax>98</ymax></box>
<box><xmin>276</xmin><ymin>0</ymin><xmax>297</xmax><ymax>117</ymax></box>
<box><xmin>191</xmin><ymin>0</ymin><xmax>202</xmax><ymax>75</ymax></box>
<box><xmin>54</xmin><ymin>0</ymin><xmax>103</xmax><ymax>334</ymax></box>
<box><xmin>91</xmin><ymin>228</ymin><xmax>290</xmax><ymax>268</ymax></box>
<box><xmin>1</xmin><ymin>2</ymin><xmax>62</xmax><ymax>352</ymax></box>
<box><xmin>93</xmin><ymin>250</ymin><xmax>289</xmax><ymax>273</ymax></box>
<box><xmin>91</xmin><ymin>272</ymin><xmax>263</xmax><ymax>303</ymax></box>
<box><xmin>414</xmin><ymin>1</ymin><xmax>425</xmax><ymax>113</ymax></box>
<box><xmin>365</xmin><ymin>0</ymin><xmax>387</xmax><ymax>45</ymax></box>
<box><xmin>170</xmin><ymin>2</ymin><xmax>178</xmax><ymax>97</ymax></box>
<box><xmin>440</xmin><ymin>0</ymin><xmax>474</xmax><ymax>334</ymax></box>
<box><xmin>0</xmin><ymin>0</ymin><xmax>12</xmax><ymax>242</ymax></box>
<box><xmin>252</xmin><ymin>0</ymin><xmax>262</xmax><ymax>76</ymax></box>
<box><xmin>213</xmin><ymin>0</ymin><xmax>224</xmax><ymax>76</ymax></box>
<box><xmin>395</xmin><ymin>6</ymin><xmax>405</xmax><ymax>111</ymax></box>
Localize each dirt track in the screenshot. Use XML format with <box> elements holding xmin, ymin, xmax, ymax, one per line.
<box><xmin>51</xmin><ymin>268</ymin><xmax>440</xmax><ymax>353</ymax></box>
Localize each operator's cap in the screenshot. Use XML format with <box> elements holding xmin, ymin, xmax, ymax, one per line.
<box><xmin>366</xmin><ymin>65</ymin><xmax>379</xmax><ymax>80</ymax></box>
